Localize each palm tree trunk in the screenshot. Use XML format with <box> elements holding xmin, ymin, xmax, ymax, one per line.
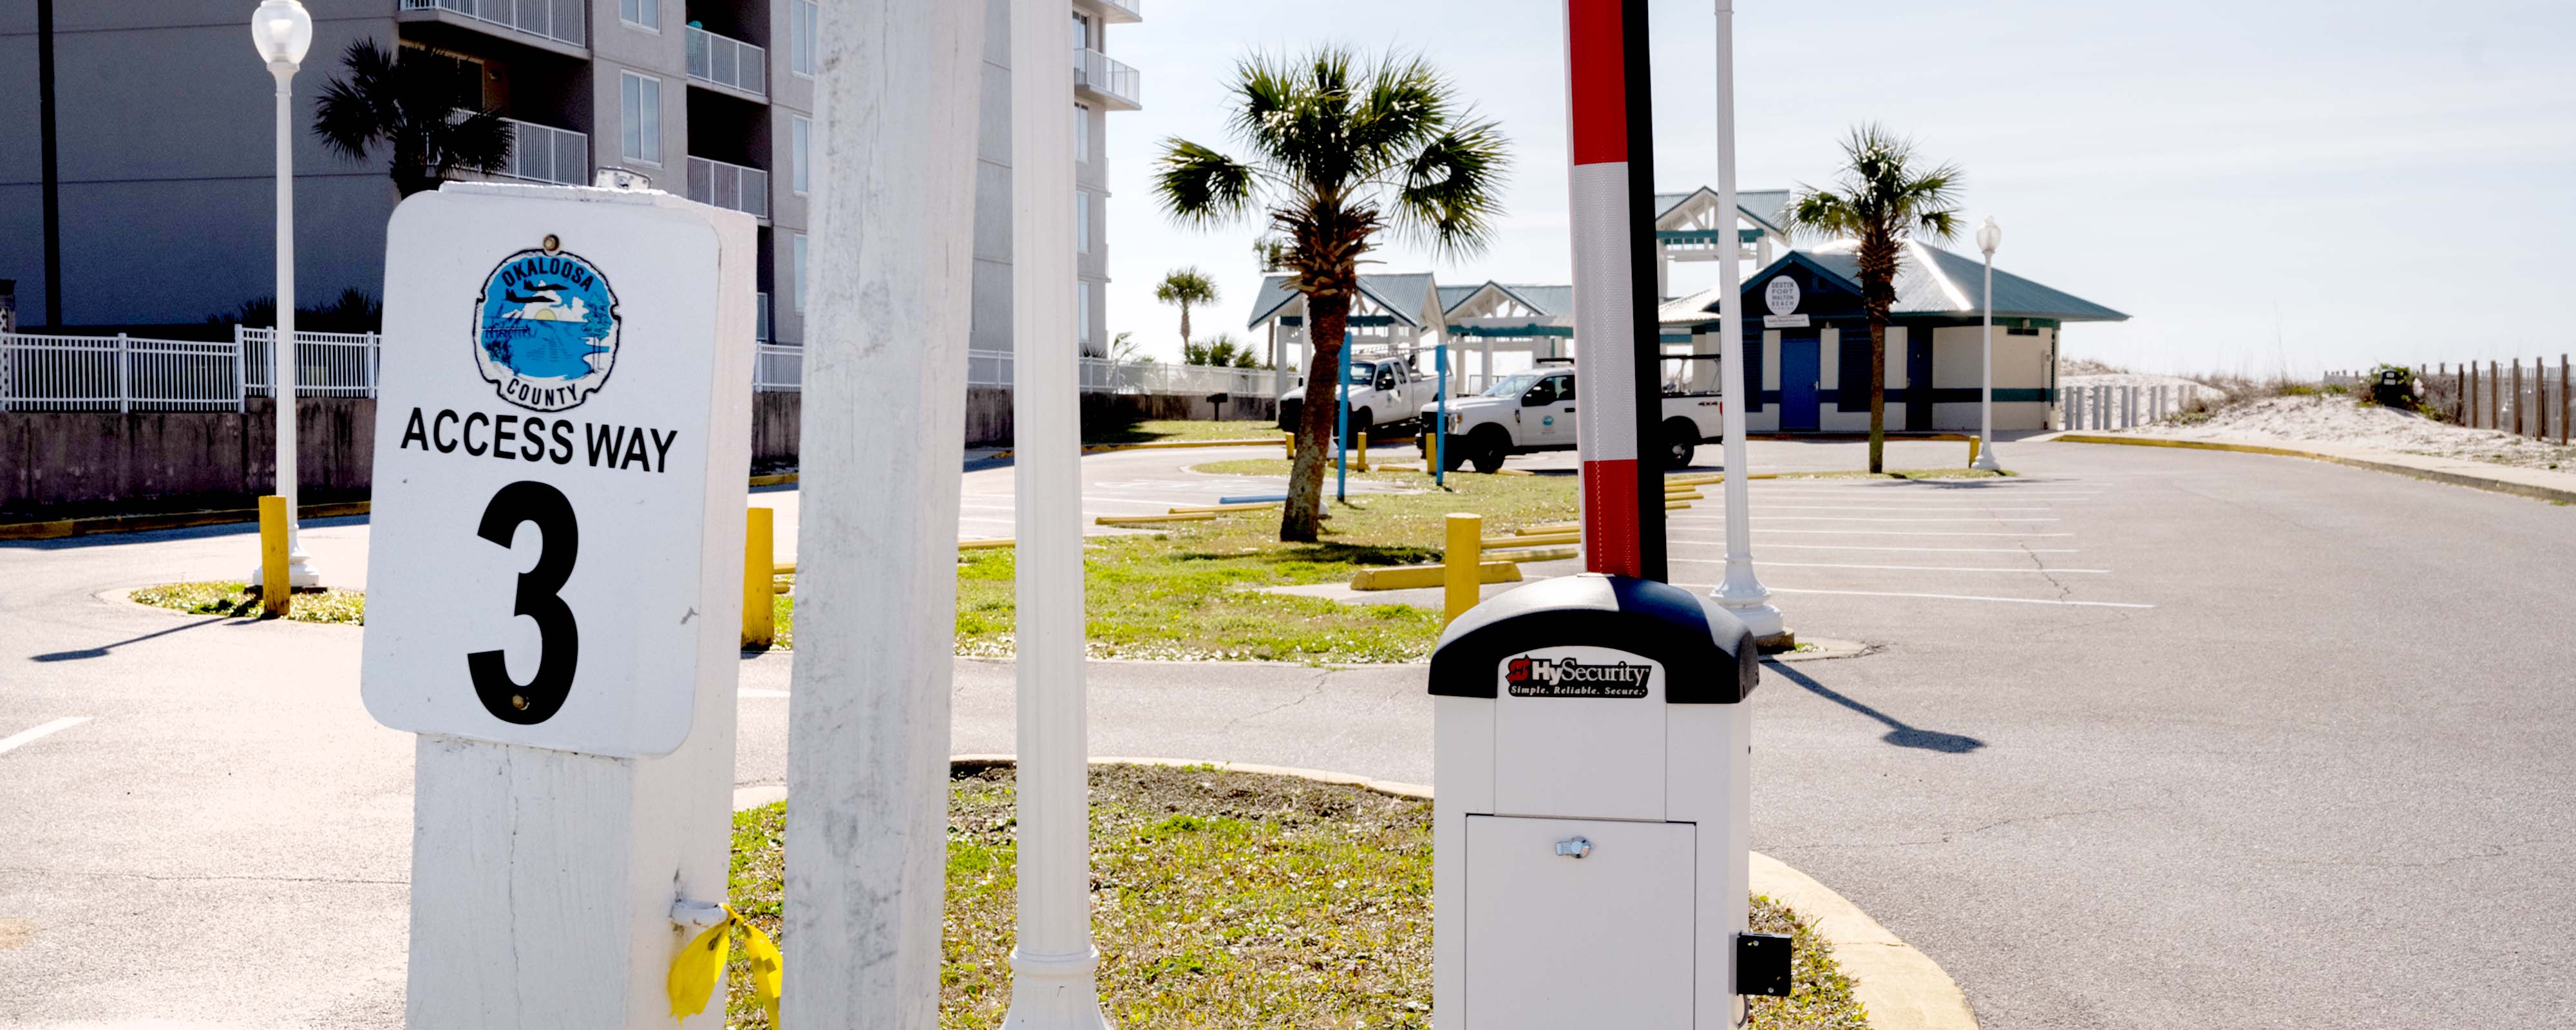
<box><xmin>1179</xmin><ymin>303</ymin><xmax>1193</xmax><ymax>351</ymax></box>
<box><xmin>1868</xmin><ymin>316</ymin><xmax>1887</xmax><ymax>473</ymax></box>
<box><xmin>1280</xmin><ymin>292</ymin><xmax>1347</xmax><ymax>542</ymax></box>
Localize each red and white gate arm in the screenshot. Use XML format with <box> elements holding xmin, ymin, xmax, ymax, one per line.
<box><xmin>1565</xmin><ymin>0</ymin><xmax>1667</xmax><ymax>581</ymax></box>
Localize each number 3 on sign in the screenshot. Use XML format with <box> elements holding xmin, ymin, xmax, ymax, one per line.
<box><xmin>468</xmin><ymin>480</ymin><xmax>581</xmax><ymax>724</ymax></box>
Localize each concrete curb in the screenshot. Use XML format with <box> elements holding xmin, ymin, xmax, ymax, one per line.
<box><xmin>990</xmin><ymin>438</ymin><xmax>1285</xmax><ymax>460</ymax></box>
<box><xmin>2052</xmin><ymin>433</ymin><xmax>2576</xmax><ymax>505</ymax></box>
<box><xmin>6</xmin><ymin>471</ymin><xmax>822</xmax><ymax>541</ymax></box>
<box><xmin>735</xmin><ymin>754</ymin><xmax>1977</xmax><ymax>1030</ymax></box>
<box><xmin>0</xmin><ymin>500</ymin><xmax>374</xmax><ymax>541</ymax></box>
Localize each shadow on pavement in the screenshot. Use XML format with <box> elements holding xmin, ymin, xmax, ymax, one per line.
<box><xmin>31</xmin><ymin>615</ymin><xmax>232</xmax><ymax>662</ymax></box>
<box><xmin>1762</xmin><ymin>660</ymin><xmax>1987</xmax><ymax>754</ymax></box>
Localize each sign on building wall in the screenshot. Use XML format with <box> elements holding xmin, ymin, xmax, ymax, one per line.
<box><xmin>361</xmin><ymin>184</ymin><xmax>755</xmax><ymax>758</ymax></box>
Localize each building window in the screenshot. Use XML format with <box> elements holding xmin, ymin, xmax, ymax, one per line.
<box><xmin>791</xmin><ymin>0</ymin><xmax>819</xmax><ymax>77</ymax></box>
<box><xmin>618</xmin><ymin>0</ymin><xmax>658</xmax><ymax>31</ymax></box>
<box><xmin>794</xmin><ymin>234</ymin><xmax>810</xmax><ymax>315</ymax></box>
<box><xmin>1076</xmin><ymin>279</ymin><xmax>1092</xmax><ymax>343</ymax></box>
<box><xmin>1074</xmin><ymin>190</ymin><xmax>1090</xmax><ymax>254</ymax></box>
<box><xmin>620</xmin><ymin>71</ymin><xmax>661</xmax><ymax>164</ymax></box>
<box><xmin>1074</xmin><ymin>103</ymin><xmax>1090</xmax><ymax>163</ymax></box>
<box><xmin>791</xmin><ymin>115</ymin><xmax>811</xmax><ymax>195</ymax></box>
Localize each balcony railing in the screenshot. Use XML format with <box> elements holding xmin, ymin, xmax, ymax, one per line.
<box><xmin>1072</xmin><ymin>48</ymin><xmax>1141</xmax><ymax>110</ymax></box>
<box><xmin>496</xmin><ymin>117</ymin><xmax>589</xmax><ymax>186</ymax></box>
<box><xmin>398</xmin><ymin>0</ymin><xmax>585</xmax><ymax>49</ymax></box>
<box><xmin>686</xmin><ymin>26</ymin><xmax>768</xmax><ymax>97</ymax></box>
<box><xmin>687</xmin><ymin>156</ymin><xmax>770</xmax><ymax>219</ymax></box>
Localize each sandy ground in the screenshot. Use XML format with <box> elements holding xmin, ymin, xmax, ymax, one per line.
<box><xmin>2114</xmin><ymin>392</ymin><xmax>2576</xmax><ymax>471</ymax></box>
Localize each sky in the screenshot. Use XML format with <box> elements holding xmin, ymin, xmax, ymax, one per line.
<box><xmin>1093</xmin><ymin>0</ymin><xmax>2576</xmax><ymax>376</ymax></box>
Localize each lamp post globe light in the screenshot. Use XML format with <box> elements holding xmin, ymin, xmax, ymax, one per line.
<box><xmin>1970</xmin><ymin>216</ymin><xmax>2003</xmax><ymax>472</ymax></box>
<box><xmin>251</xmin><ymin>0</ymin><xmax>319</xmax><ymax>586</ymax></box>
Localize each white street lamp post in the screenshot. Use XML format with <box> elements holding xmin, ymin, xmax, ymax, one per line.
<box><xmin>1709</xmin><ymin>0</ymin><xmax>1785</xmax><ymax>644</ymax></box>
<box><xmin>1971</xmin><ymin>216</ymin><xmax>2002</xmax><ymax>471</ymax></box>
<box><xmin>251</xmin><ymin>0</ymin><xmax>317</xmax><ymax>586</ymax></box>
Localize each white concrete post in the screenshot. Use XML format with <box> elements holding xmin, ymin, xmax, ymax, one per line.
<box><xmin>1708</xmin><ymin>0</ymin><xmax>1785</xmax><ymax>643</ymax></box>
<box><xmin>377</xmin><ymin>185</ymin><xmax>758</xmax><ymax>1030</ymax></box>
<box><xmin>785</xmin><ymin>2</ymin><xmax>989</xmax><ymax>1027</ymax></box>
<box><xmin>1004</xmin><ymin>0</ymin><xmax>1113</xmax><ymax>1023</ymax></box>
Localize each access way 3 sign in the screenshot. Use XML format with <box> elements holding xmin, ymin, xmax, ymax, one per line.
<box><xmin>361</xmin><ymin>183</ymin><xmax>755</xmax><ymax>758</ymax></box>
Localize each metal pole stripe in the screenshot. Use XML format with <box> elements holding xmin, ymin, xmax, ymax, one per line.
<box><xmin>1566</xmin><ymin>0</ymin><xmax>1665</xmax><ymax>581</ymax></box>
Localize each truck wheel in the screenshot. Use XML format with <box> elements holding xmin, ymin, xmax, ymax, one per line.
<box><xmin>1440</xmin><ymin>435</ymin><xmax>1470</xmax><ymax>472</ymax></box>
<box><xmin>1468</xmin><ymin>427</ymin><xmax>1511</xmax><ymax>474</ymax></box>
<box><xmin>1277</xmin><ymin>398</ymin><xmax>1302</xmax><ymax>433</ymax></box>
<box><xmin>1350</xmin><ymin>407</ymin><xmax>1374</xmax><ymax>436</ymax></box>
<box><xmin>1661</xmin><ymin>418</ymin><xmax>1701</xmax><ymax>469</ymax></box>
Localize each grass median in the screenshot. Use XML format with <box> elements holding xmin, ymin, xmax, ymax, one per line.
<box><xmin>1081</xmin><ymin>418</ymin><xmax>1285</xmax><ymax>446</ymax></box>
<box><xmin>954</xmin><ymin>462</ymin><xmax>1577</xmax><ymax>662</ymax></box>
<box><xmin>720</xmin><ymin>763</ymin><xmax>1866</xmax><ymax>1029</ymax></box>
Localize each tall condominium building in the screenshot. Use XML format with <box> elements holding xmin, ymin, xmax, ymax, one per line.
<box><xmin>1</xmin><ymin>0</ymin><xmax>1142</xmax><ymax>350</ymax></box>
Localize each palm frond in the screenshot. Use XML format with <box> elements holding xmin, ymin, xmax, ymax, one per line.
<box><xmin>433</xmin><ymin>108</ymin><xmax>515</xmax><ymax>176</ymax></box>
<box><xmin>1153</xmin><ymin>140</ymin><xmax>1257</xmax><ymax>227</ymax></box>
<box><xmin>311</xmin><ymin>40</ymin><xmax>399</xmax><ymax>163</ymax></box>
<box><xmin>1390</xmin><ymin>115</ymin><xmax>1509</xmax><ymax>259</ymax></box>
<box><xmin>1344</xmin><ymin>52</ymin><xmax>1451</xmax><ymax>175</ymax></box>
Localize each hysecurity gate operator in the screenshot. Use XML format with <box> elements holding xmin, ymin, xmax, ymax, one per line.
<box><xmin>1428</xmin><ymin>573</ymin><xmax>1788</xmax><ymax>1027</ymax></box>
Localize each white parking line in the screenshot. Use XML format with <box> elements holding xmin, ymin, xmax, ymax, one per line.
<box><xmin>1669</xmin><ymin>557</ymin><xmax>2108</xmax><ymax>574</ymax></box>
<box><xmin>1716</xmin><ymin>515</ymin><xmax>2063</xmax><ymax>523</ymax></box>
<box><xmin>1670</xmin><ymin>527</ymin><xmax>2075</xmax><ymax>538</ymax></box>
<box><xmin>1752</xmin><ymin>505</ymin><xmax>2061</xmax><ymax>513</ymax></box>
<box><xmin>741</xmin><ymin>689</ymin><xmax>790</xmax><ymax>699</ymax></box>
<box><xmin>1675</xmin><ymin>585</ymin><xmax>2154</xmax><ymax>609</ymax></box>
<box><xmin>0</xmin><ymin>716</ymin><xmax>91</xmax><ymax>756</ymax></box>
<box><xmin>1715</xmin><ymin>543</ymin><xmax>2083</xmax><ymax>554</ymax></box>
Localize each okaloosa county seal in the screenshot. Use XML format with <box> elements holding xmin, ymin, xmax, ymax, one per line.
<box><xmin>473</xmin><ymin>239</ymin><xmax>621</xmax><ymax>412</ymax></box>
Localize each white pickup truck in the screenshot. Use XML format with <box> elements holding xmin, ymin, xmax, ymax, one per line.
<box><xmin>1435</xmin><ymin>362</ymin><xmax>1726</xmax><ymax>473</ymax></box>
<box><xmin>1276</xmin><ymin>355</ymin><xmax>1443</xmax><ymax>435</ymax></box>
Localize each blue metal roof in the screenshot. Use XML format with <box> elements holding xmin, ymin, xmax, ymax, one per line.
<box><xmin>1245</xmin><ymin>272</ymin><xmax>1441</xmax><ymax>330</ymax></box>
<box><xmin>1668</xmin><ymin>245</ymin><xmax>2128</xmax><ymax>323</ymax></box>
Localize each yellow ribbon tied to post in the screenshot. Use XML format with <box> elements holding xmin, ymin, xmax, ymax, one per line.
<box><xmin>667</xmin><ymin>903</ymin><xmax>783</xmax><ymax>1025</ymax></box>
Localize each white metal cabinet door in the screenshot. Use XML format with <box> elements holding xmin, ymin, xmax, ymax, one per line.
<box><xmin>1463</xmin><ymin>815</ymin><xmax>1695</xmax><ymax>1027</ymax></box>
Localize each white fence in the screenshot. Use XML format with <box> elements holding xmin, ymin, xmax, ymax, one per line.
<box><xmin>2060</xmin><ymin>383</ymin><xmax>2206</xmax><ymax>431</ymax></box>
<box><xmin>1</xmin><ymin>328</ymin><xmax>382</xmax><ymax>412</ymax></box>
<box><xmin>958</xmin><ymin>348</ymin><xmax>1271</xmax><ymax>397</ymax></box>
<box><xmin>4</xmin><ymin>333</ymin><xmax>1280</xmax><ymax>407</ymax></box>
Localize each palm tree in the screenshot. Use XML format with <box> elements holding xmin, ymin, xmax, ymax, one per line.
<box><xmin>1155</xmin><ymin>48</ymin><xmax>1508</xmax><ymax>541</ymax></box>
<box><xmin>1153</xmin><ymin>268</ymin><xmax>1220</xmax><ymax>353</ymax></box>
<box><xmin>1184</xmin><ymin>333</ymin><xmax>1262</xmax><ymax>368</ymax></box>
<box><xmin>313</xmin><ymin>40</ymin><xmax>513</xmax><ymax>198</ymax></box>
<box><xmin>1786</xmin><ymin>124</ymin><xmax>1962</xmax><ymax>473</ymax></box>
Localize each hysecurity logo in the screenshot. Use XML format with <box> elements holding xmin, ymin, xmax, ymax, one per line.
<box><xmin>1504</xmin><ymin>653</ymin><xmax>1653</xmax><ymax>698</ymax></box>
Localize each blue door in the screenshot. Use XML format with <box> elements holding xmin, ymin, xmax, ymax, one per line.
<box><xmin>1780</xmin><ymin>337</ymin><xmax>1821</xmax><ymax>431</ymax></box>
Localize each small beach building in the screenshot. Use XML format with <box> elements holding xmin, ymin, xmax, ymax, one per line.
<box><xmin>1658</xmin><ymin>241</ymin><xmax>2127</xmax><ymax>433</ymax></box>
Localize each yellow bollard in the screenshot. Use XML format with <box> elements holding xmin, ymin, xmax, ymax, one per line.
<box><xmin>1444</xmin><ymin>512</ymin><xmax>1481</xmax><ymax>626</ymax></box>
<box><xmin>258</xmin><ymin>495</ymin><xmax>291</xmax><ymax>617</ymax></box>
<box><xmin>1282</xmin><ymin>430</ymin><xmax>1295</xmax><ymax>459</ymax></box>
<box><xmin>1427</xmin><ymin>428</ymin><xmax>1441</xmax><ymax>473</ymax></box>
<box><xmin>1969</xmin><ymin>436</ymin><xmax>1981</xmax><ymax>466</ymax></box>
<box><xmin>1356</xmin><ymin>431</ymin><xmax>1369</xmax><ymax>472</ymax></box>
<box><xmin>743</xmin><ymin>507</ymin><xmax>775</xmax><ymax>648</ymax></box>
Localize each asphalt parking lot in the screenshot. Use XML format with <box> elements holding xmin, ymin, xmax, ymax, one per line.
<box><xmin>7</xmin><ymin>437</ymin><xmax>2573</xmax><ymax>1027</ymax></box>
